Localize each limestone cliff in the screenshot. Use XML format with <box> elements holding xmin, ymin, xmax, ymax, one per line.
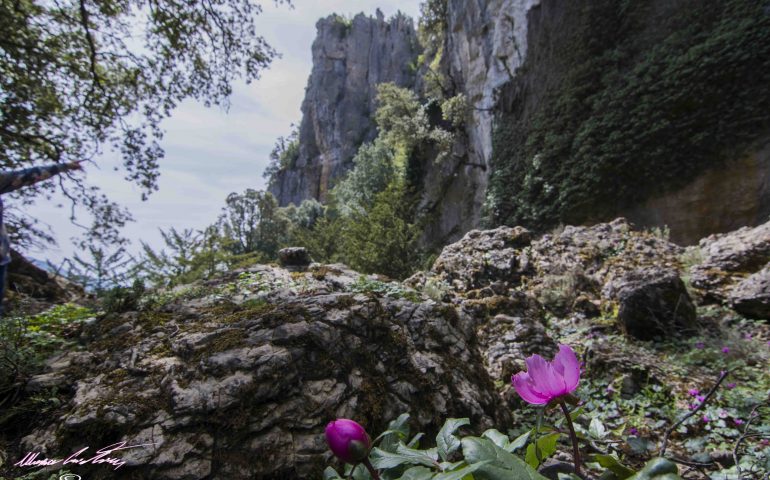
<box><xmin>268</xmin><ymin>11</ymin><xmax>419</xmax><ymax>206</ymax></box>
<box><xmin>269</xmin><ymin>1</ymin><xmax>770</xmax><ymax>246</ymax></box>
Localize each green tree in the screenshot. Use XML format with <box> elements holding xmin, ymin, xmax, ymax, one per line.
<box><xmin>139</xmin><ymin>227</ymin><xmax>202</xmax><ymax>287</ymax></box>
<box><xmin>417</xmin><ymin>0</ymin><xmax>450</xmax><ymax>97</ymax></box>
<box><xmin>374</xmin><ymin>83</ymin><xmax>454</xmax><ymax>167</ymax></box>
<box><xmin>1</xmin><ymin>0</ymin><xmax>288</xmax><ymax>244</ymax></box>
<box><xmin>341</xmin><ymin>180</ymin><xmax>421</xmax><ymax>280</ymax></box>
<box><xmin>216</xmin><ymin>189</ymin><xmax>288</xmax><ymax>258</ymax></box>
<box><xmin>65</xmin><ymin>244</ymin><xmax>136</xmax><ymax>293</ymax></box>
<box><xmin>292</xmin><ymin>216</ymin><xmax>345</xmax><ymax>264</ymax></box>
<box><xmin>263</xmin><ymin>124</ymin><xmax>300</xmax><ymax>188</ymax></box>
<box><xmin>331</xmin><ymin>139</ymin><xmax>397</xmax><ymax>215</ymax></box>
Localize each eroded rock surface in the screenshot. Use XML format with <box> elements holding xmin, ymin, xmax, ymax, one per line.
<box><xmin>16</xmin><ymin>265</ymin><xmax>508</xmax><ymax>479</ymax></box>
<box><xmin>690</xmin><ymin>221</ymin><xmax>770</xmax><ymax>318</ymax></box>
<box><xmin>11</xmin><ymin>218</ymin><xmax>770</xmax><ymax>480</ymax></box>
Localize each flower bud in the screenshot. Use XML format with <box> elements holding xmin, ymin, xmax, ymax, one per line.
<box><xmin>325</xmin><ymin>419</ymin><xmax>371</xmax><ymax>464</ymax></box>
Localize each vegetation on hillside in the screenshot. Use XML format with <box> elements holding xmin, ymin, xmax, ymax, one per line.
<box><xmin>487</xmin><ymin>0</ymin><xmax>770</xmax><ymax>230</ymax></box>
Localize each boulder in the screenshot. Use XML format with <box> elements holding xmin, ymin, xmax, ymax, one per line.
<box><xmin>607</xmin><ymin>267</ymin><xmax>697</xmax><ymax>340</ymax></box>
<box><xmin>690</xmin><ymin>221</ymin><xmax>770</xmax><ymax>304</ymax></box>
<box><xmin>277</xmin><ymin>247</ymin><xmax>312</xmax><ymax>269</ymax></box>
<box><xmin>16</xmin><ymin>265</ymin><xmax>508</xmax><ymax>480</ymax></box>
<box><xmin>6</xmin><ymin>249</ymin><xmax>83</xmax><ymax>305</ymax></box>
<box><xmin>728</xmin><ymin>265</ymin><xmax>770</xmax><ymax>319</ymax></box>
<box><xmin>478</xmin><ymin>312</ymin><xmax>557</xmax><ymax>382</ymax></box>
<box><xmin>430</xmin><ymin>226</ymin><xmax>532</xmax><ymax>291</ymax></box>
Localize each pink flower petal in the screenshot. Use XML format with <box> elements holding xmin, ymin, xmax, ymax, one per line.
<box><xmin>525</xmin><ymin>355</ymin><xmax>554</xmax><ymax>395</ymax></box>
<box><xmin>512</xmin><ymin>372</ymin><xmax>550</xmax><ymax>405</ymax></box>
<box><xmin>552</xmin><ymin>344</ymin><xmax>581</xmax><ymax>393</ymax></box>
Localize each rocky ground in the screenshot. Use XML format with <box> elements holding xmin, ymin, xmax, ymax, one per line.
<box><xmin>1</xmin><ymin>218</ymin><xmax>769</xmax><ymax>479</ymax></box>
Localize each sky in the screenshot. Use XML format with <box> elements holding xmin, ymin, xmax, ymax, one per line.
<box><xmin>25</xmin><ymin>0</ymin><xmax>422</xmax><ymax>268</ymax></box>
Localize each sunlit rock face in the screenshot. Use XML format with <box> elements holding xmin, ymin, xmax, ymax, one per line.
<box><xmin>437</xmin><ymin>0</ymin><xmax>541</xmax><ymax>227</ymax></box>
<box><xmin>269</xmin><ymin>11</ymin><xmax>420</xmax><ymax>207</ymax></box>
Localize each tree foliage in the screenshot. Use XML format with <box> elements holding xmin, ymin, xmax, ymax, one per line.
<box><xmin>341</xmin><ymin>180</ymin><xmax>421</xmax><ymax>280</ymax></box>
<box><xmin>331</xmin><ymin>139</ymin><xmax>397</xmax><ymax>216</ymax></box>
<box><xmin>263</xmin><ymin>124</ymin><xmax>300</xmax><ymax>187</ymax></box>
<box><xmin>0</xmin><ymin>0</ymin><xmax>287</xmax><ymax>245</ymax></box>
<box><xmin>139</xmin><ymin>227</ymin><xmax>203</xmax><ymax>287</ymax></box>
<box><xmin>216</xmin><ymin>189</ymin><xmax>288</xmax><ymax>258</ymax></box>
<box><xmin>65</xmin><ymin>244</ymin><xmax>136</xmax><ymax>293</ymax></box>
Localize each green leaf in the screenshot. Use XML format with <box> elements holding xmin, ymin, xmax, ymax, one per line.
<box><xmin>369</xmin><ymin>444</ymin><xmax>438</xmax><ymax>470</ymax></box>
<box><xmin>509</xmin><ymin>431</ymin><xmax>531</xmax><ymax>452</ymax></box>
<box><xmin>437</xmin><ymin>418</ymin><xmax>471</xmax><ymax>461</ymax></box>
<box><xmin>344</xmin><ymin>464</ymin><xmax>369</xmax><ymax>480</ymax></box>
<box><xmin>323</xmin><ymin>466</ymin><xmax>343</xmax><ymax>480</ymax></box>
<box><xmin>571</xmin><ymin>406</ymin><xmax>585</xmax><ymax>420</ymax></box>
<box><xmin>377</xmin><ymin>413</ymin><xmax>411</xmax><ymax>452</ymax></box>
<box><xmin>482</xmin><ymin>429</ymin><xmax>511</xmax><ymax>450</ymax></box>
<box><xmin>407</xmin><ymin>432</ymin><xmax>424</xmax><ymax>448</ymax></box>
<box><xmin>434</xmin><ymin>461</ymin><xmax>490</xmax><ymax>480</ymax></box>
<box><xmin>557</xmin><ymin>474</ymin><xmax>582</xmax><ymax>480</ymax></box>
<box><xmin>627</xmin><ymin>437</ymin><xmax>653</xmax><ymax>455</ymax></box>
<box><xmin>525</xmin><ymin>433</ymin><xmax>560</xmax><ymax>468</ymax></box>
<box><xmin>399</xmin><ymin>466</ymin><xmax>434</xmax><ymax>480</ymax></box>
<box><xmin>594</xmin><ymin>454</ymin><xmax>636</xmax><ymax>479</ymax></box>
<box><xmin>461</xmin><ymin>437</ymin><xmax>548</xmax><ymax>480</ymax></box>
<box><xmin>439</xmin><ymin>461</ymin><xmax>465</xmax><ymax>471</ymax></box>
<box><xmin>589</xmin><ymin>417</ymin><xmax>607</xmax><ymax>440</ymax></box>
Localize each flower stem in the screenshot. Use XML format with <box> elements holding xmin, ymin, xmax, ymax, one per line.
<box><xmin>559</xmin><ymin>399</ymin><xmax>582</xmax><ymax>477</ymax></box>
<box><xmin>362</xmin><ymin>458</ymin><xmax>381</xmax><ymax>480</ymax></box>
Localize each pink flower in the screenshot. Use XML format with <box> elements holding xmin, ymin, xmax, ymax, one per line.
<box><xmin>727</xmin><ymin>382</ymin><xmax>737</xmax><ymax>389</ymax></box>
<box><xmin>702</xmin><ymin>415</ymin><xmax>710</xmax><ymax>423</ymax></box>
<box><xmin>325</xmin><ymin>419</ymin><xmax>371</xmax><ymax>464</ymax></box>
<box><xmin>512</xmin><ymin>344</ymin><xmax>581</xmax><ymax>405</ymax></box>
<box><xmin>722</xmin><ymin>347</ymin><xmax>730</xmax><ymax>354</ymax></box>
<box><xmin>718</xmin><ymin>410</ymin><xmax>728</xmax><ymax>419</ymax></box>
<box><xmin>735</xmin><ymin>418</ymin><xmax>744</xmax><ymax>425</ymax></box>
<box><xmin>760</xmin><ymin>439</ymin><xmax>769</xmax><ymax>446</ymax></box>
<box><xmin>695</xmin><ymin>342</ymin><xmax>704</xmax><ymax>349</ymax></box>
<box><xmin>629</xmin><ymin>427</ymin><xmax>638</xmax><ymax>435</ymax></box>
<box><xmin>688</xmin><ymin>389</ymin><xmax>699</xmax><ymax>396</ymax></box>
<box><xmin>696</xmin><ymin>395</ymin><xmax>706</xmax><ymax>403</ymax></box>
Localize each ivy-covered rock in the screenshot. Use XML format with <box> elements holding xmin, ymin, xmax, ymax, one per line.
<box><xmin>488</xmin><ymin>0</ymin><xmax>770</xmax><ymax>241</ymax></box>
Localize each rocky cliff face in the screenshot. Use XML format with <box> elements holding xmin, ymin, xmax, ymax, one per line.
<box><xmin>415</xmin><ymin>0</ymin><xmax>544</xmax><ymax>245</ymax></box>
<box><xmin>269</xmin><ymin>11</ymin><xmax>420</xmax><ymax>206</ymax></box>
<box><xmin>623</xmin><ymin>136</ymin><xmax>770</xmax><ymax>244</ymax></box>
<box><xmin>269</xmin><ymin>1</ymin><xmax>770</xmax><ymax>245</ymax></box>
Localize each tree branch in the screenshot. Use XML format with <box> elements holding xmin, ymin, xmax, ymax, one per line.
<box><xmin>77</xmin><ymin>0</ymin><xmax>103</xmax><ymax>90</ymax></box>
